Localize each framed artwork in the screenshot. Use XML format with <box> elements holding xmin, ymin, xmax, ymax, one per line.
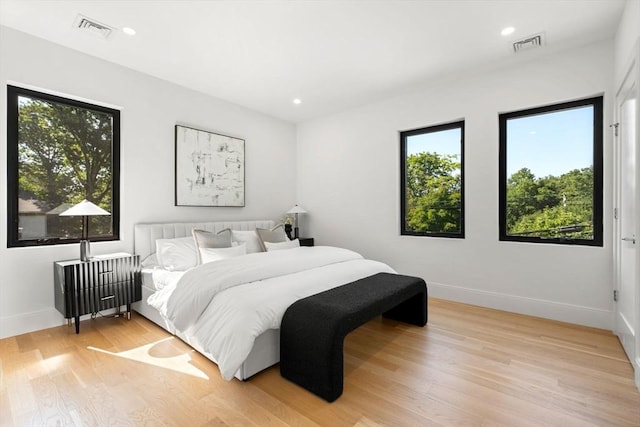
<box><xmin>175</xmin><ymin>125</ymin><xmax>245</xmax><ymax>207</ymax></box>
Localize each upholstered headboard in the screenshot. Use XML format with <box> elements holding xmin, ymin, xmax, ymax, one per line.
<box><xmin>134</xmin><ymin>220</ymin><xmax>275</xmax><ymax>260</ymax></box>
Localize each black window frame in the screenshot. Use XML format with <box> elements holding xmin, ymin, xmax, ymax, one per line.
<box><xmin>498</xmin><ymin>96</ymin><xmax>603</xmax><ymax>247</ymax></box>
<box><xmin>7</xmin><ymin>85</ymin><xmax>120</xmax><ymax>248</ymax></box>
<box><xmin>400</xmin><ymin>120</ymin><xmax>465</xmax><ymax>238</ymax></box>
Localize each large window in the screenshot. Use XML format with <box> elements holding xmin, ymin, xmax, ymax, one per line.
<box><xmin>401</xmin><ymin>120</ymin><xmax>465</xmax><ymax>238</ymax></box>
<box><xmin>7</xmin><ymin>85</ymin><xmax>120</xmax><ymax>247</ymax></box>
<box><xmin>499</xmin><ymin>96</ymin><xmax>603</xmax><ymax>246</ymax></box>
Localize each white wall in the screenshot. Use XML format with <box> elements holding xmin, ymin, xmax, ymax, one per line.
<box><xmin>297</xmin><ymin>40</ymin><xmax>614</xmax><ymax>329</ymax></box>
<box><xmin>0</xmin><ymin>26</ymin><xmax>297</xmax><ymax>338</ymax></box>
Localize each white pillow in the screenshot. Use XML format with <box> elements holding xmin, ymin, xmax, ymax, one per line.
<box><xmin>264</xmin><ymin>239</ymin><xmax>300</xmax><ymax>251</ymax></box>
<box><xmin>230</xmin><ymin>230</ymin><xmax>263</xmax><ymax>253</ymax></box>
<box><xmin>155</xmin><ymin>237</ymin><xmax>198</xmax><ymax>271</ymax></box>
<box><xmin>199</xmin><ymin>243</ymin><xmax>247</xmax><ymax>264</ymax></box>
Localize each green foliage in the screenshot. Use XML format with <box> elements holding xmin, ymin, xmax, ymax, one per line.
<box><xmin>506</xmin><ymin>167</ymin><xmax>593</xmax><ymax>239</ymax></box>
<box><xmin>17</xmin><ymin>97</ymin><xmax>113</xmax><ymax>237</ymax></box>
<box><xmin>405</xmin><ymin>152</ymin><xmax>461</xmax><ymax>233</ymax></box>
<box><xmin>404</xmin><ymin>149</ymin><xmax>594</xmax><ymax>240</ymax></box>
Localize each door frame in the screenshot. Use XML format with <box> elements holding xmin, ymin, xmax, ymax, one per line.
<box><xmin>613</xmin><ymin>38</ymin><xmax>640</xmax><ymax>391</ymax></box>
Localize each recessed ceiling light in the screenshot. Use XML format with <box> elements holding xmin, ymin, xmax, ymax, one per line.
<box><xmin>501</xmin><ymin>26</ymin><xmax>515</xmax><ymax>36</ymax></box>
<box><xmin>122</xmin><ymin>27</ymin><xmax>136</xmax><ymax>36</ymax></box>
<box><xmin>293</xmin><ymin>98</ymin><xmax>302</xmax><ymax>105</ymax></box>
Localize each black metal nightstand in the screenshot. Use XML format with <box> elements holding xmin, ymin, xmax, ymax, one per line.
<box><xmin>54</xmin><ymin>253</ymin><xmax>142</xmax><ymax>333</ymax></box>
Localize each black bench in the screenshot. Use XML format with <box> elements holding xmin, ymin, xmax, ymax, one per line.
<box><xmin>280</xmin><ymin>272</ymin><xmax>428</xmax><ymax>402</ymax></box>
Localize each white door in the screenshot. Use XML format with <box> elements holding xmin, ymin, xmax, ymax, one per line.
<box><xmin>615</xmin><ymin>51</ymin><xmax>639</xmax><ymax>369</ymax></box>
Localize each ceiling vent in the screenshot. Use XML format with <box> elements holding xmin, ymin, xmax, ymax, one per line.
<box><xmin>73</xmin><ymin>14</ymin><xmax>114</xmax><ymax>39</ymax></box>
<box><xmin>512</xmin><ymin>33</ymin><xmax>545</xmax><ymax>53</ymax></box>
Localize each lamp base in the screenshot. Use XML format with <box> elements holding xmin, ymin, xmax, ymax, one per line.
<box><xmin>80</xmin><ymin>240</ymin><xmax>91</xmax><ymax>262</ymax></box>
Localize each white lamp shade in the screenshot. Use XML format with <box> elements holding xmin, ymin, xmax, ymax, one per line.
<box><xmin>59</xmin><ymin>199</ymin><xmax>110</xmax><ymax>216</ymax></box>
<box><xmin>287</xmin><ymin>204</ymin><xmax>307</xmax><ymax>214</ymax></box>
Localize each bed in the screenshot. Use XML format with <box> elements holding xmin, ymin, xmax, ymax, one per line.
<box><xmin>132</xmin><ymin>220</ymin><xmax>396</xmax><ymax>381</ymax></box>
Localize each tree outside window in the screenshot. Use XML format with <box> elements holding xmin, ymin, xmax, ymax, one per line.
<box><xmin>499</xmin><ymin>96</ymin><xmax>603</xmax><ymax>246</ymax></box>
<box><xmin>7</xmin><ymin>85</ymin><xmax>120</xmax><ymax>247</ymax></box>
<box><xmin>401</xmin><ymin>121</ymin><xmax>465</xmax><ymax>238</ymax></box>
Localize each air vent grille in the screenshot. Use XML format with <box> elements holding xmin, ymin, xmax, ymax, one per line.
<box><xmin>74</xmin><ymin>14</ymin><xmax>113</xmax><ymax>39</ymax></box>
<box><xmin>513</xmin><ymin>33</ymin><xmax>545</xmax><ymax>53</ymax></box>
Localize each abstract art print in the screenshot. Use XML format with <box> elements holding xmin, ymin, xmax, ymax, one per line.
<box><xmin>175</xmin><ymin>125</ymin><xmax>245</xmax><ymax>207</ymax></box>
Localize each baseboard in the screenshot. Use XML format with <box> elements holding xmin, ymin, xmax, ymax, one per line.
<box><xmin>0</xmin><ymin>308</ymin><xmax>65</xmax><ymax>339</ymax></box>
<box><xmin>0</xmin><ymin>307</ymin><xmax>121</xmax><ymax>339</ymax></box>
<box><xmin>635</xmin><ymin>357</ymin><xmax>640</xmax><ymax>391</ymax></box>
<box><xmin>427</xmin><ymin>281</ymin><xmax>613</xmax><ymax>330</ymax></box>
<box><xmin>0</xmin><ymin>283</ymin><xmax>615</xmax><ymax>338</ymax></box>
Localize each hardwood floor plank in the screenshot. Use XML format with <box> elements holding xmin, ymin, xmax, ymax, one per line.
<box><xmin>29</xmin><ymin>374</ymin><xmax>75</xmax><ymax>426</ymax></box>
<box><xmin>55</xmin><ymin>370</ymin><xmax>101</xmax><ymax>426</ymax></box>
<box><xmin>1</xmin><ymin>298</ymin><xmax>638</xmax><ymax>426</ymax></box>
<box><xmin>242</xmin><ymin>385</ymin><xmax>322</xmax><ymax>427</ymax></box>
<box><xmin>350</xmin><ymin>348</ymin><xmax>574</xmax><ymax>426</ymax></box>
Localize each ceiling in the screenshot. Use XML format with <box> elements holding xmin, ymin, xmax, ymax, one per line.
<box><xmin>0</xmin><ymin>0</ymin><xmax>626</xmax><ymax>123</ymax></box>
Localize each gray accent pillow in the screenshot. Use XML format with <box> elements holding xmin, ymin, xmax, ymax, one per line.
<box><xmin>192</xmin><ymin>228</ymin><xmax>233</xmax><ymax>264</ymax></box>
<box><xmin>256</xmin><ymin>224</ymin><xmax>289</xmax><ymax>252</ymax></box>
<box><xmin>225</xmin><ymin>229</ymin><xmax>263</xmax><ymax>253</ymax></box>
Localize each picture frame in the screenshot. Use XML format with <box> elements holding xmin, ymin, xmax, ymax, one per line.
<box><xmin>175</xmin><ymin>125</ymin><xmax>245</xmax><ymax>207</ymax></box>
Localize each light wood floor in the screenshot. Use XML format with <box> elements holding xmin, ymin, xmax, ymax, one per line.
<box><xmin>1</xmin><ymin>298</ymin><xmax>639</xmax><ymax>427</ymax></box>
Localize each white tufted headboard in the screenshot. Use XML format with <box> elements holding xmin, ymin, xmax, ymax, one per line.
<box><xmin>134</xmin><ymin>220</ymin><xmax>275</xmax><ymax>260</ymax></box>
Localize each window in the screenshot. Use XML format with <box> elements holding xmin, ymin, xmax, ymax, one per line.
<box><xmin>7</xmin><ymin>85</ymin><xmax>120</xmax><ymax>247</ymax></box>
<box><xmin>400</xmin><ymin>120</ymin><xmax>465</xmax><ymax>238</ymax></box>
<box><xmin>499</xmin><ymin>96</ymin><xmax>603</xmax><ymax>246</ymax></box>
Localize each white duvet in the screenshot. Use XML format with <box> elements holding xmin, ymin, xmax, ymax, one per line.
<box><xmin>147</xmin><ymin>246</ymin><xmax>395</xmax><ymax>379</ymax></box>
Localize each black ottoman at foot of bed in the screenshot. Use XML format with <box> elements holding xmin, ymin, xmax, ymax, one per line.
<box><xmin>279</xmin><ymin>272</ymin><xmax>428</xmax><ymax>402</ymax></box>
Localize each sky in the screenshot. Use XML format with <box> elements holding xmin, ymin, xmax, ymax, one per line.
<box><xmin>406</xmin><ymin>105</ymin><xmax>594</xmax><ymax>178</ymax></box>
<box><xmin>406</xmin><ymin>127</ymin><xmax>461</xmax><ymax>158</ymax></box>
<box><xmin>506</xmin><ymin>105</ymin><xmax>593</xmax><ymax>177</ymax></box>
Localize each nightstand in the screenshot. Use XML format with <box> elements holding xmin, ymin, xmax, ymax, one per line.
<box><xmin>54</xmin><ymin>253</ymin><xmax>142</xmax><ymax>333</ymax></box>
<box><xmin>299</xmin><ymin>237</ymin><xmax>314</xmax><ymax>247</ymax></box>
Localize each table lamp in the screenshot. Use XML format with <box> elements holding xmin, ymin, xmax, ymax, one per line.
<box><xmin>286</xmin><ymin>204</ymin><xmax>307</xmax><ymax>239</ymax></box>
<box><xmin>59</xmin><ymin>199</ymin><xmax>110</xmax><ymax>261</ymax></box>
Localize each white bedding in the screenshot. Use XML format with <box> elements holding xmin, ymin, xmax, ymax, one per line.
<box><xmin>142</xmin><ymin>268</ymin><xmax>184</xmax><ymax>291</ymax></box>
<box><xmin>147</xmin><ymin>246</ymin><xmax>395</xmax><ymax>379</ymax></box>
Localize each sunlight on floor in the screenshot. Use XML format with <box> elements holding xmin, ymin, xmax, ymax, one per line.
<box><xmin>41</xmin><ymin>353</ymin><xmax>71</xmax><ymax>376</ymax></box>
<box><xmin>87</xmin><ymin>337</ymin><xmax>209</xmax><ymax>379</ymax></box>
